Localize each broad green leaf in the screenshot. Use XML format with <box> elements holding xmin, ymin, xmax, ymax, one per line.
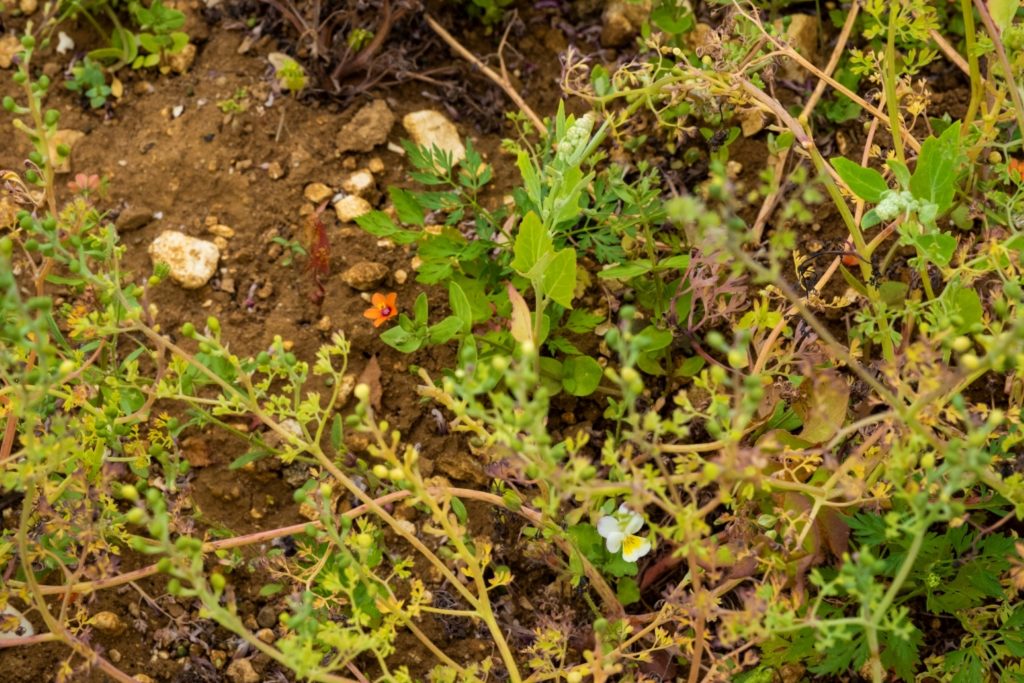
<box><xmin>541</xmin><ymin>248</ymin><xmax>577</xmax><ymax>309</ymax></box>
<box><xmin>448</xmin><ymin>281</ymin><xmax>473</xmax><ymax>333</ymax></box>
<box><xmin>380</xmin><ymin>325</ymin><xmax>423</xmax><ymax>353</ymax></box>
<box><xmin>539</xmin><ymin>356</ymin><xmax>563</xmax><ymax>395</ymax></box>
<box><xmin>355</xmin><ymin>211</ymin><xmax>419</xmax><ymax>244</ymax></box>
<box><xmin>950</xmin><ymin>286</ymin><xmax>983</xmax><ymax>333</ymax></box>
<box><xmin>831</xmin><ymin>157</ymin><xmax>888</xmax><ymax>203</ymax></box>
<box><xmin>616</xmin><ymin>577</ymin><xmax>641</xmax><ymax>605</ymax></box>
<box><xmin>428</xmin><ymin>316</ymin><xmax>462</xmax><ymax>345</ymax></box>
<box><xmin>511</xmin><ymin>211</ymin><xmax>551</xmax><ymax>276</ymax></box>
<box><xmin>886</xmin><ymin>158</ymin><xmax>911</xmax><ymax>188</ymax></box>
<box><xmin>914</xmin><ymin>233</ymin><xmax>957</xmax><ymax>266</ymax></box>
<box><xmin>879</xmin><ymin>281</ymin><xmax>909</xmax><ymax>306</ymax></box>
<box><xmin>389</xmin><ymin>187</ymin><xmax>425</xmax><ymax>226</ymax></box>
<box><xmin>562</xmin><ymin>355</ymin><xmax>603</xmax><ymax>396</ymax></box>
<box><xmin>413</xmin><ymin>292</ymin><xmax>429</xmax><ymax>325</ymax></box>
<box><xmin>989</xmin><ymin>0</ymin><xmax>1021</xmax><ymax>32</ymax></box>
<box><xmin>598</xmin><ymin>260</ymin><xmax>653</xmax><ymax>279</ymax></box>
<box><xmin>910</xmin><ymin>121</ymin><xmax>962</xmax><ymax>214</ymax></box>
<box><xmin>656</xmin><ymin>254</ymin><xmax>691</xmax><ymax>271</ymax></box>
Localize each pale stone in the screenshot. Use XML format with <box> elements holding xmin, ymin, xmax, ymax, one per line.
<box><xmin>333</xmin><ymin>195</ymin><xmax>372</xmax><ymax>223</ymax></box>
<box><xmin>89</xmin><ymin>610</ymin><xmax>125</xmax><ymax>635</ymax></box>
<box><xmin>341</xmin><ymin>169</ymin><xmax>374</xmax><ymax>197</ymax></box>
<box><xmin>19</xmin><ymin>0</ymin><xmax>38</xmax><ymax>14</ymax></box>
<box><xmin>148</xmin><ymin>230</ymin><xmax>220</xmax><ymax>289</ymax></box>
<box><xmin>402</xmin><ymin>110</ymin><xmax>465</xmax><ymax>163</ymax></box>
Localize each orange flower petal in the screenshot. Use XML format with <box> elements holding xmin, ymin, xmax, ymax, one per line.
<box><xmin>373</xmin><ymin>316</ymin><xmax>387</xmax><ymax>327</ymax></box>
<box><xmin>363</xmin><ymin>308</ymin><xmax>381</xmax><ymax>320</ymax></box>
<box><xmin>384</xmin><ymin>292</ymin><xmax>398</xmax><ymax>308</ymax></box>
<box><xmin>371</xmin><ymin>292</ymin><xmax>387</xmax><ymax>307</ymax></box>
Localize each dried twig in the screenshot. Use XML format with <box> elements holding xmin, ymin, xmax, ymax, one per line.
<box><xmin>424</xmin><ymin>14</ymin><xmax>545</xmax><ymax>132</ymax></box>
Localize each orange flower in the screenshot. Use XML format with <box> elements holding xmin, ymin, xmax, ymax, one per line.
<box><xmin>1010</xmin><ymin>157</ymin><xmax>1024</xmax><ymax>181</ymax></box>
<box><xmin>364</xmin><ymin>292</ymin><xmax>398</xmax><ymax>328</ymax></box>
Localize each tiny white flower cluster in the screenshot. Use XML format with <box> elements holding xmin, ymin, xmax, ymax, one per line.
<box><xmin>555</xmin><ymin>113</ymin><xmax>595</xmax><ymax>167</ymax></box>
<box><xmin>874</xmin><ymin>190</ymin><xmax>921</xmax><ymax>221</ymax></box>
<box><xmin>597</xmin><ymin>504</ymin><xmax>652</xmax><ymax>562</ymax></box>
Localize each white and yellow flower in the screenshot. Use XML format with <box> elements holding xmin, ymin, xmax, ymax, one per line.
<box><xmin>597</xmin><ymin>504</ymin><xmax>652</xmax><ymax>562</ymax></box>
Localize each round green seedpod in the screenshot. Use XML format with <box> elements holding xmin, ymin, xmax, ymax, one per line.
<box><xmin>24</xmin><ymin>169</ymin><xmax>39</xmax><ymax>184</ymax></box>
<box><xmin>180</xmin><ymin>322</ymin><xmax>196</xmax><ymax>338</ymax></box>
<box><xmin>2</xmin><ymin>96</ymin><xmax>15</xmax><ymax>111</ymax></box>
<box><xmin>56</xmin><ymin>144</ymin><xmax>69</xmax><ymax>157</ymax></box>
<box><xmin>12</xmin><ymin>72</ymin><xmax>27</xmax><ymax>85</ymax></box>
<box><xmin>27</xmin><ymin>151</ymin><xmax>42</xmax><ymax>165</ymax></box>
<box><xmin>120</xmin><ymin>484</ymin><xmax>140</xmax><ymax>501</ymax></box>
<box><xmin>36</xmin><ymin>75</ymin><xmax>49</xmax><ymax>89</ymax></box>
<box><xmin>124</xmin><ymin>507</ymin><xmax>146</xmax><ymax>525</ymax></box>
<box><xmin>43</xmin><ymin>109</ymin><xmax>59</xmax><ymax>126</ymax></box>
<box><xmin>210</xmin><ymin>573</ymin><xmax>226</xmax><ymax>592</ymax></box>
<box><xmin>20</xmin><ymin>35</ymin><xmax>35</xmax><ymax>49</ymax></box>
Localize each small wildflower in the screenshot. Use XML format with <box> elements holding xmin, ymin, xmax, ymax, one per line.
<box><xmin>364</xmin><ymin>292</ymin><xmax>398</xmax><ymax>328</ymax></box>
<box><xmin>597</xmin><ymin>504</ymin><xmax>651</xmax><ymax>562</ymax></box>
<box><xmin>67</xmin><ymin>173</ymin><xmax>100</xmax><ymax>195</ymax></box>
<box><xmin>1009</xmin><ymin>157</ymin><xmax>1024</xmax><ymax>181</ymax></box>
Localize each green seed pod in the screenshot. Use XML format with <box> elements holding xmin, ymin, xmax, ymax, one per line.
<box><xmin>2</xmin><ymin>96</ymin><xmax>15</xmax><ymax>112</ymax></box>
<box><xmin>44</xmin><ymin>109</ymin><xmax>59</xmax><ymax>126</ymax></box>
<box><xmin>20</xmin><ymin>35</ymin><xmax>35</xmax><ymax>49</ymax></box>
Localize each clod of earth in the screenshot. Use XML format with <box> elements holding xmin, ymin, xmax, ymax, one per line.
<box><xmin>148</xmin><ymin>230</ymin><xmax>221</xmax><ymax>289</ymax></box>
<box><xmin>225</xmin><ymin>658</ymin><xmax>260</xmax><ymax>683</ymax></box>
<box><xmin>402</xmin><ymin>110</ymin><xmax>466</xmax><ymax>164</ymax></box>
<box><xmin>342</xmin><ymin>261</ymin><xmax>390</xmax><ymax>291</ymax></box>
<box><xmin>0</xmin><ymin>36</ymin><xmax>20</xmax><ymax>70</ymax></box>
<box><xmin>601</xmin><ymin>0</ymin><xmax>652</xmax><ymax>47</ymax></box>
<box><xmin>114</xmin><ymin>206</ymin><xmax>155</xmax><ymax>233</ymax></box>
<box><xmin>48</xmin><ymin>129</ymin><xmax>85</xmax><ymax>174</ymax></box>
<box><xmin>777</xmin><ymin>14</ymin><xmax>820</xmax><ymax>81</ymax></box>
<box><xmin>336</xmin><ymin>98</ymin><xmax>395</xmax><ymax>153</ymax></box>
<box><xmin>304</xmin><ymin>182</ymin><xmax>334</xmax><ymax>204</ymax></box>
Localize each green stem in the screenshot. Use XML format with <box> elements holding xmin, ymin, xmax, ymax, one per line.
<box><xmin>884</xmin><ymin>3</ymin><xmax>906</xmax><ymax>165</ymax></box>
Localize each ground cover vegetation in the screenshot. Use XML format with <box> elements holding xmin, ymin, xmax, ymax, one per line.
<box><xmin>3</xmin><ymin>0</ymin><xmax>1024</xmax><ymax>681</ymax></box>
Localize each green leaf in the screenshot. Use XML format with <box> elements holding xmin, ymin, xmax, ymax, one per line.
<box><xmin>914</xmin><ymin>233</ymin><xmax>957</xmax><ymax>266</ymax></box>
<box><xmin>950</xmin><ymin>285</ymin><xmax>983</xmax><ymax>333</ymax></box>
<box><xmin>448</xmin><ymin>281</ymin><xmax>473</xmax><ymax>333</ymax></box>
<box><xmin>450</xmin><ymin>497</ymin><xmax>468</xmax><ymax>524</ymax></box>
<box><xmin>428</xmin><ymin>316</ymin><xmax>463</xmax><ymax>345</ymax></box>
<box><xmin>414</xmin><ymin>293</ymin><xmax>429</xmax><ymax>326</ymax></box>
<box><xmin>564</xmin><ymin>309</ymin><xmax>605</xmax><ymax>334</ymax></box>
<box><xmin>330</xmin><ymin>414</ymin><xmax>343</xmax><ymax>452</ymax></box>
<box><xmin>831</xmin><ymin>157</ymin><xmax>888</xmax><ymax>203</ymax></box>
<box><xmin>990</xmin><ymin>0</ymin><xmax>1020</xmax><ymax>32</ymax></box>
<box><xmin>379</xmin><ymin>326</ymin><xmax>423</xmax><ymax>353</ymax></box>
<box><xmin>879</xmin><ymin>281</ymin><xmax>909</xmax><ymax>306</ymax></box>
<box><xmin>258</xmin><ymin>583</ymin><xmax>284</xmax><ymax>597</ymax></box>
<box><xmin>540</xmin><ymin>248</ymin><xmax>577</xmax><ymax>309</ymax></box>
<box><xmin>562</xmin><ymin>355</ymin><xmax>603</xmax><ymax>396</ymax></box>
<box><xmin>389</xmin><ymin>187</ymin><xmax>425</xmax><ymax>226</ymax></box>
<box><xmin>616</xmin><ymin>577</ymin><xmax>641</xmax><ymax>605</ymax></box>
<box><xmin>909</xmin><ymin>121</ymin><xmax>962</xmax><ymax>214</ymax></box>
<box><xmin>539</xmin><ymin>356</ymin><xmax>563</xmax><ymax>395</ymax></box>
<box><xmin>887</xmin><ymin>159</ymin><xmax>911</xmax><ymax>188</ymax></box>
<box><xmin>355</xmin><ymin>211</ymin><xmax>419</xmax><ymax>245</ymax></box>
<box><xmin>598</xmin><ymin>260</ymin><xmax>653</xmax><ymax>279</ymax></box>
<box><xmin>656</xmin><ymin>254</ymin><xmax>691</xmax><ymax>271</ymax></box>
<box><xmin>512</xmin><ymin>211</ymin><xmax>551</xmax><ymax>276</ymax></box>
<box><xmin>229</xmin><ymin>450</ymin><xmax>265</xmax><ymax>469</ymax></box>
